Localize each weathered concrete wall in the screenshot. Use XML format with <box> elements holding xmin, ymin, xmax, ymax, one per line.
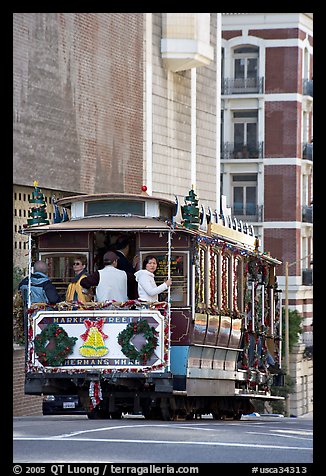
<box><xmin>13</xmin><ymin>13</ymin><xmax>144</xmax><ymax>195</ymax></box>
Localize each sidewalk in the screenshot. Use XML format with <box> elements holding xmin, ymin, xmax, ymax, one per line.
<box><xmin>241</xmin><ymin>411</ymin><xmax>313</xmax><ymax>420</ymax></box>
<box><xmin>297</xmin><ymin>411</ymin><xmax>313</xmax><ymax>419</ymax></box>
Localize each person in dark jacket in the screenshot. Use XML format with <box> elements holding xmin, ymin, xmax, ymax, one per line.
<box><xmin>114</xmin><ymin>235</ymin><xmax>139</xmax><ymax>299</ymax></box>
<box><xmin>19</xmin><ymin>260</ymin><xmax>61</xmax><ymax>306</ymax></box>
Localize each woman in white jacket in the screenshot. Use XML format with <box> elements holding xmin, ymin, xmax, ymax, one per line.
<box><xmin>134</xmin><ymin>255</ymin><xmax>172</xmax><ymax>302</ymax></box>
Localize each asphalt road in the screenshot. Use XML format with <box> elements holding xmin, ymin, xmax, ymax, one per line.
<box><xmin>13</xmin><ymin>414</ymin><xmax>313</xmax><ymax>465</ymax></box>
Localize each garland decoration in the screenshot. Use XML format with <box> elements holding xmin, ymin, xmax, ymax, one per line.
<box><xmin>241</xmin><ymin>330</ymin><xmax>250</xmax><ymax>370</ymax></box>
<box><xmin>118</xmin><ymin>319</ymin><xmax>159</xmax><ymax>365</ymax></box>
<box><xmin>33</xmin><ymin>323</ymin><xmax>78</xmax><ymax>366</ymax></box>
<box><xmin>209</xmin><ymin>247</ymin><xmax>216</xmax><ymax>307</ymax></box>
<box><xmin>198</xmin><ymin>247</ymin><xmax>205</xmax><ymax>306</ymax></box>
<box><xmin>89</xmin><ymin>381</ymin><xmax>103</xmax><ymax>411</ymax></box>
<box><xmin>13</xmin><ymin>289</ymin><xmax>25</xmax><ymax>345</ymax></box>
<box><xmin>28</xmin><ymin>299</ymin><xmax>167</xmax><ymax>313</ymax></box>
<box><xmin>233</xmin><ymin>253</ymin><xmax>239</xmax><ymax>313</ymax></box>
<box><xmin>221</xmin><ymin>251</ymin><xmax>228</xmax><ymax>312</ymax></box>
<box><xmin>193</xmin><ymin>243</ymin><xmax>200</xmax><ymax>310</ymax></box>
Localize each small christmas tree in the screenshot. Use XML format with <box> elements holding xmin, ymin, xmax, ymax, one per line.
<box><xmin>181</xmin><ymin>188</ymin><xmax>200</xmax><ymax>229</ymax></box>
<box><xmin>27</xmin><ymin>181</ymin><xmax>49</xmax><ymax>226</ymax></box>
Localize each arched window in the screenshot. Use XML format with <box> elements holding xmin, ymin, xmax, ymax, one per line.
<box><xmin>234</xmin><ymin>45</ymin><xmax>259</xmax><ymax>82</ymax></box>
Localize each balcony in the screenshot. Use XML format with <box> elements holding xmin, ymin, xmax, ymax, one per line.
<box><xmin>302</xmin><ymin>205</ymin><xmax>313</xmax><ymax>223</ymax></box>
<box><xmin>222</xmin><ymin>77</ymin><xmax>264</xmax><ymax>95</ymax></box>
<box><xmin>231</xmin><ymin>205</ymin><xmax>263</xmax><ymax>223</ymax></box>
<box><xmin>221</xmin><ymin>142</ymin><xmax>264</xmax><ymax>160</ymax></box>
<box><xmin>302</xmin><ymin>142</ymin><xmax>313</xmax><ymax>161</ymax></box>
<box><xmin>303</xmin><ymin>79</ymin><xmax>313</xmax><ymax>97</ymax></box>
<box><xmin>161</xmin><ymin>13</ymin><xmax>214</xmax><ymax>72</ymax></box>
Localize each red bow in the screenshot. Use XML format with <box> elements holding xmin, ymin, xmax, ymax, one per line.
<box><xmin>80</xmin><ymin>318</ymin><xmax>108</xmax><ymax>341</ymax></box>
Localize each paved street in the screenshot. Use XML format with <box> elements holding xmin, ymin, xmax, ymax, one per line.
<box><xmin>13</xmin><ymin>414</ymin><xmax>313</xmax><ymax>464</ymax></box>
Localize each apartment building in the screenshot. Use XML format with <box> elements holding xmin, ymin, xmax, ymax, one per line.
<box><xmin>220</xmin><ymin>13</ymin><xmax>313</xmax><ymax>345</ymax></box>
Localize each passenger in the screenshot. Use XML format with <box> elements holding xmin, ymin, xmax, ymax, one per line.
<box><xmin>114</xmin><ymin>235</ymin><xmax>139</xmax><ymax>274</ymax></box>
<box><xmin>19</xmin><ymin>260</ymin><xmax>61</xmax><ymax>306</ymax></box>
<box><xmin>134</xmin><ymin>255</ymin><xmax>172</xmax><ymax>302</ymax></box>
<box><xmin>65</xmin><ymin>255</ymin><xmax>92</xmax><ymax>303</ymax></box>
<box><xmin>114</xmin><ymin>235</ymin><xmax>139</xmax><ymax>299</ymax></box>
<box><xmin>80</xmin><ymin>251</ymin><xmax>128</xmax><ymax>303</ymax></box>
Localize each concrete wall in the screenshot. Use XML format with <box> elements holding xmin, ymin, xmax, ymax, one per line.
<box><xmin>13</xmin><ymin>13</ymin><xmax>144</xmax><ymax>195</ymax></box>
<box><xmin>289</xmin><ymin>343</ymin><xmax>313</xmax><ymax>416</ymax></box>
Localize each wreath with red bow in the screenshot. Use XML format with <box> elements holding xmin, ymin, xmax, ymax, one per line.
<box><xmin>117</xmin><ymin>319</ymin><xmax>159</xmax><ymax>365</ymax></box>
<box><xmin>33</xmin><ymin>323</ymin><xmax>77</xmax><ymax>366</ymax></box>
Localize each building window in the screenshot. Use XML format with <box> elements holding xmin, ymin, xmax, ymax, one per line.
<box><xmin>234</xmin><ymin>46</ymin><xmax>259</xmax><ymax>83</ymax></box>
<box><xmin>233</xmin><ymin>111</ymin><xmax>258</xmax><ymax>157</ymax></box>
<box><xmin>232</xmin><ymin>174</ymin><xmax>257</xmax><ymax>217</ymax></box>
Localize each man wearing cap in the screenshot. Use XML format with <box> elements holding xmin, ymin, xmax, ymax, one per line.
<box><xmin>80</xmin><ymin>251</ymin><xmax>128</xmax><ymax>303</ymax></box>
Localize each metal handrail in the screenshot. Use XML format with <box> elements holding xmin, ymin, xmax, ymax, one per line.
<box><xmin>231</xmin><ymin>205</ymin><xmax>263</xmax><ymax>223</ymax></box>
<box><xmin>221</xmin><ymin>142</ymin><xmax>264</xmax><ymax>160</ymax></box>
<box><xmin>222</xmin><ymin>77</ymin><xmax>264</xmax><ymax>95</ymax></box>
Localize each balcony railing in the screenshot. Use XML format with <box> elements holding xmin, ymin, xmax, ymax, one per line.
<box><xmin>221</xmin><ymin>142</ymin><xmax>264</xmax><ymax>160</ymax></box>
<box><xmin>302</xmin><ymin>142</ymin><xmax>313</xmax><ymax>161</ymax></box>
<box><xmin>303</xmin><ymin>79</ymin><xmax>313</xmax><ymax>97</ymax></box>
<box><xmin>222</xmin><ymin>77</ymin><xmax>264</xmax><ymax>95</ymax></box>
<box><xmin>302</xmin><ymin>205</ymin><xmax>313</xmax><ymax>223</ymax></box>
<box><xmin>231</xmin><ymin>205</ymin><xmax>263</xmax><ymax>223</ymax></box>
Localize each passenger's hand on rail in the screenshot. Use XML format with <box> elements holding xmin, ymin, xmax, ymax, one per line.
<box><xmin>166</xmin><ymin>278</ymin><xmax>172</xmax><ymax>287</ymax></box>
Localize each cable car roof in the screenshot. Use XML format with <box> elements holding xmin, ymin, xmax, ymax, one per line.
<box><xmin>55</xmin><ymin>192</ymin><xmax>176</xmax><ymax>208</ymax></box>
<box><xmin>20</xmin><ymin>215</ymin><xmax>172</xmax><ymax>234</ymax></box>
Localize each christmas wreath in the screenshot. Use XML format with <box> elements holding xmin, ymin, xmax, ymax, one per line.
<box><xmin>33</xmin><ymin>323</ymin><xmax>78</xmax><ymax>366</ymax></box>
<box><xmin>117</xmin><ymin>319</ymin><xmax>159</xmax><ymax>365</ymax></box>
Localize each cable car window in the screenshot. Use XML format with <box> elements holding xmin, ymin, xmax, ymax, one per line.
<box><xmin>39</xmin><ymin>252</ymin><xmax>89</xmax><ymax>300</ymax></box>
<box><xmin>85</xmin><ymin>200</ymin><xmax>145</xmax><ymax>216</ymax></box>
<box><xmin>139</xmin><ymin>251</ymin><xmax>189</xmax><ymax>307</ymax></box>
<box><xmin>159</xmin><ymin>203</ymin><xmax>173</xmax><ymax>220</ymax></box>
